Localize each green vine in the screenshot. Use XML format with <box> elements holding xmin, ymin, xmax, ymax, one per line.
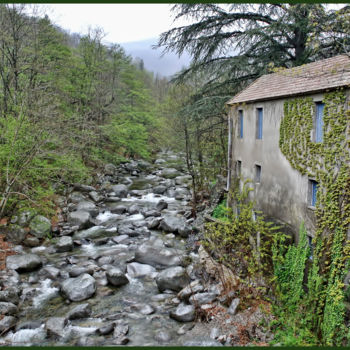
<box><xmin>278</xmin><ymin>89</ymin><xmax>350</xmax><ymax>345</ymax></box>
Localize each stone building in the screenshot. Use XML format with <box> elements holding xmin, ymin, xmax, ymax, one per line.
<box><xmin>226</xmin><ymin>54</ymin><xmax>350</xmax><ymax>241</ymax></box>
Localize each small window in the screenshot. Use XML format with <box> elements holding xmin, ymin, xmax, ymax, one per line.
<box><xmin>308</xmin><ymin>179</ymin><xmax>318</xmax><ymax>207</ymax></box>
<box><xmin>255</xmin><ymin>164</ymin><xmax>261</xmax><ymax>183</ymax></box>
<box><xmin>315</xmin><ymin>102</ymin><xmax>324</xmax><ymax>143</ymax></box>
<box><xmin>256</xmin><ymin>108</ymin><xmax>263</xmax><ymax>139</ymax></box>
<box><xmin>238</xmin><ymin>110</ymin><xmax>243</xmax><ymax>138</ymax></box>
<box><xmin>236</xmin><ymin>160</ymin><xmax>242</xmax><ymax>177</ymax></box>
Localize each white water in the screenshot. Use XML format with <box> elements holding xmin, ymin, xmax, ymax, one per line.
<box><xmin>32</xmin><ymin>279</ymin><xmax>59</xmax><ymax>308</ymax></box>
<box><xmin>122</xmin><ymin>193</ymin><xmax>175</xmax><ymax>204</ymax></box>
<box><xmin>5</xmin><ymin>324</ymin><xmax>46</xmax><ymax>345</ymax></box>
<box><xmin>96</xmin><ymin>211</ymin><xmax>119</xmax><ymax>223</ymax></box>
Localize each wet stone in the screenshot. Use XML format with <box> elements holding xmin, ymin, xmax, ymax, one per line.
<box><xmin>0</xmin><ymin>316</ymin><xmax>16</xmax><ymax>333</ymax></box>
<box><xmin>106</xmin><ymin>267</ymin><xmax>129</xmax><ymax>287</ymax></box>
<box><xmin>169</xmin><ymin>303</ymin><xmax>195</xmax><ymax>322</ymax></box>
<box><xmin>6</xmin><ymin>254</ymin><xmax>42</xmax><ymax>272</ymax></box>
<box><xmin>67</xmin><ymin>303</ymin><xmax>92</xmax><ymax>320</ymax></box>
<box><xmin>56</xmin><ymin>236</ymin><xmax>73</xmax><ymax>252</ymax></box>
<box><xmin>97</xmin><ymin>323</ymin><xmax>115</xmax><ymax>335</ymax></box>
<box><xmin>0</xmin><ymin>302</ymin><xmax>18</xmax><ymax>316</ymax></box>
<box><xmin>155</xmin><ymin>330</ymin><xmax>172</xmax><ymax>342</ymax></box>
<box><xmin>156</xmin><ymin>266</ymin><xmax>190</xmax><ymax>292</ymax></box>
<box><xmin>45</xmin><ymin>317</ymin><xmax>67</xmax><ymax>337</ymax></box>
<box><xmin>61</xmin><ymin>274</ymin><xmax>96</xmax><ymax>301</ymax></box>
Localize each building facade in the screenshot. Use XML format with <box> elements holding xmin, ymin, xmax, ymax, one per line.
<box><xmin>226</xmin><ymin>55</ymin><xmax>350</xmax><ymax>240</ymax></box>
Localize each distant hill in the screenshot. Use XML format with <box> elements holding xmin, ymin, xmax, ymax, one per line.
<box><xmin>121</xmin><ymin>38</ymin><xmax>191</xmax><ymax>78</ymax></box>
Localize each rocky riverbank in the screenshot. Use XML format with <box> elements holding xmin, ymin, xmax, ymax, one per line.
<box><xmin>0</xmin><ymin>151</ymin><xmax>273</xmax><ymax>346</ymax></box>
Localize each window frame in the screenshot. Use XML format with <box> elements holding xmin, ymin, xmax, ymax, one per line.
<box><xmin>315</xmin><ymin>102</ymin><xmax>324</xmax><ymax>143</ymax></box>
<box><xmin>255</xmin><ymin>164</ymin><xmax>261</xmax><ymax>183</ymax></box>
<box><xmin>308</xmin><ymin>179</ymin><xmax>318</xmax><ymax>208</ymax></box>
<box><xmin>238</xmin><ymin>110</ymin><xmax>244</xmax><ymax>139</ymax></box>
<box><xmin>256</xmin><ymin>108</ymin><xmax>263</xmax><ymax>139</ymax></box>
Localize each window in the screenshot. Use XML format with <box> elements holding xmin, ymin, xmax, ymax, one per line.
<box><xmin>256</xmin><ymin>108</ymin><xmax>263</xmax><ymax>139</ymax></box>
<box><xmin>315</xmin><ymin>102</ymin><xmax>324</xmax><ymax>143</ymax></box>
<box><xmin>309</xmin><ymin>179</ymin><xmax>318</xmax><ymax>207</ymax></box>
<box><xmin>236</xmin><ymin>160</ymin><xmax>242</xmax><ymax>177</ymax></box>
<box><xmin>255</xmin><ymin>164</ymin><xmax>261</xmax><ymax>183</ymax></box>
<box><xmin>238</xmin><ymin>110</ymin><xmax>243</xmax><ymax>138</ymax></box>
<box><xmin>308</xmin><ymin>235</ymin><xmax>314</xmax><ymax>260</ymax></box>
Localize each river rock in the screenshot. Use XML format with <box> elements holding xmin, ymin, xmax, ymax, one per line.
<box><xmin>178</xmin><ymin>280</ymin><xmax>204</xmax><ymax>301</ymax></box>
<box><xmin>69</xmin><ymin>191</ymin><xmax>86</xmax><ymax>204</ymax></box>
<box><xmin>18</xmin><ymin>209</ymin><xmax>36</xmax><ymax>227</ymax></box>
<box><xmin>155</xmin><ymin>158</ymin><xmax>165</xmax><ymax>164</ymax></box>
<box><xmin>175</xmin><ymin>175</ymin><xmax>192</xmax><ymax>186</ymax></box>
<box><xmin>169</xmin><ymin>303</ymin><xmax>195</xmax><ymax>322</ymax></box>
<box><xmin>89</xmin><ymin>191</ymin><xmax>102</xmax><ymax>202</ymax></box>
<box><xmin>175</xmin><ymin>188</ymin><xmax>190</xmax><ymax>200</ymax></box>
<box><xmin>156</xmin><ymin>266</ymin><xmax>190</xmax><ymax>292</ymax></box>
<box><xmin>73</xmin><ymin>226</ymin><xmax>107</xmax><ymax>240</ymax></box>
<box><xmin>56</xmin><ymin>236</ymin><xmax>73</xmax><ymax>252</ymax></box>
<box><xmin>128</xmin><ymin>204</ymin><xmax>140</xmax><ymax>215</ymax></box>
<box><xmin>23</xmin><ymin>236</ymin><xmax>40</xmax><ymax>247</ymax></box>
<box><xmin>147</xmin><ymin>218</ymin><xmax>161</xmax><ymax>229</ymax></box>
<box><xmin>113</xmin><ymin>323</ymin><xmax>129</xmax><ymax>344</ymax></box>
<box><xmin>6</xmin><ymin>254</ymin><xmax>42</xmax><ymax>272</ymax></box>
<box><xmin>134</xmin><ymin>243</ymin><xmax>183</xmax><ymax>267</ymax></box>
<box><xmin>67</xmin><ymin>211</ymin><xmax>91</xmax><ymax>229</ymax></box>
<box><xmin>112</xmin><ymin>235</ymin><xmax>129</xmax><ymax>244</ymax></box>
<box><xmin>153</xmin><ymin>185</ymin><xmax>167</xmax><ymax>194</ymax></box>
<box><xmin>106</xmin><ymin>267</ymin><xmax>129</xmax><ymax>287</ymax></box>
<box><xmin>104</xmin><ymin>163</ymin><xmax>117</xmax><ymax>176</ymax></box>
<box><xmin>160</xmin><ymin>168</ymin><xmax>181</xmax><ymax>179</ymax></box>
<box><xmin>97</xmin><ymin>323</ymin><xmax>115</xmax><ymax>335</ymax></box>
<box><xmin>110</xmin><ymin>204</ymin><xmax>127</xmax><ymax>214</ymax></box>
<box><xmin>61</xmin><ymin>273</ymin><xmax>96</xmax><ymax>301</ymax></box>
<box><xmin>0</xmin><ymin>302</ymin><xmax>18</xmax><ymax>316</ymax></box>
<box><xmin>156</xmin><ymin>200</ymin><xmax>168</xmax><ymax>211</ymax></box>
<box><xmin>118</xmin><ymin>224</ymin><xmax>134</xmax><ymax>236</ymax></box>
<box><xmin>29</xmin><ymin>215</ymin><xmax>51</xmax><ymax>238</ymax></box>
<box><xmin>0</xmin><ymin>316</ymin><xmax>16</xmax><ymax>333</ymax></box>
<box><xmin>189</xmin><ymin>292</ymin><xmax>217</xmax><ymax>306</ymax></box>
<box><xmin>67</xmin><ymin>303</ymin><xmax>92</xmax><ymax>320</ymax></box>
<box><xmin>228</xmin><ymin>298</ymin><xmax>240</xmax><ymax>315</ymax></box>
<box><xmin>76</xmin><ymin>200</ymin><xmax>98</xmax><ymax>215</ymax></box>
<box><xmin>159</xmin><ymin>215</ymin><xmax>190</xmax><ymax>237</ymax></box>
<box><xmin>68</xmin><ymin>266</ymin><xmax>93</xmax><ymax>277</ymax></box>
<box><xmin>5</xmin><ymin>224</ymin><xmax>27</xmax><ymax>244</ymax></box>
<box><xmin>155</xmin><ymin>330</ymin><xmax>172</xmax><ymax>342</ymax></box>
<box><xmin>41</xmin><ymin>266</ymin><xmax>60</xmax><ymax>279</ymax></box>
<box><xmin>126</xmin><ymin>262</ymin><xmax>157</xmax><ymax>278</ymax></box>
<box><xmin>111</xmin><ymin>184</ymin><xmax>128</xmax><ymax>198</ymax></box>
<box><xmin>0</xmin><ymin>288</ymin><xmax>19</xmax><ymax>304</ymax></box>
<box><xmin>73</xmin><ymin>184</ymin><xmax>96</xmax><ymax>193</ymax></box>
<box><xmin>46</xmin><ymin>317</ymin><xmax>67</xmax><ymax>337</ymax></box>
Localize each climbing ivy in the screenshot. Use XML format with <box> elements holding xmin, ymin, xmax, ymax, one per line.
<box><xmin>278</xmin><ymin>89</ymin><xmax>350</xmax><ymax>345</ymax></box>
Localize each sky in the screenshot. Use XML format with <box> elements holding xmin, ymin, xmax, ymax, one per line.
<box><xmin>42</xmin><ymin>4</ymin><xmax>188</xmax><ymax>44</ymax></box>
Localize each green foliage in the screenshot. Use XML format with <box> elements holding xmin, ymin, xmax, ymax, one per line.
<box><xmin>203</xmin><ymin>182</ymin><xmax>283</xmax><ymax>279</ymax></box>
<box><xmin>276</xmin><ymin>90</ymin><xmax>350</xmax><ymax>345</ymax></box>
<box><xmin>212</xmin><ymin>199</ymin><xmax>229</xmax><ymax>221</ymax></box>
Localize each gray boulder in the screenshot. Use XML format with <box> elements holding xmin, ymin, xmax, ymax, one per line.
<box><xmin>0</xmin><ymin>288</ymin><xmax>19</xmax><ymax>304</ymax></box>
<box><xmin>89</xmin><ymin>191</ymin><xmax>102</xmax><ymax>202</ymax></box>
<box><xmin>153</xmin><ymin>185</ymin><xmax>167</xmax><ymax>194</ymax></box>
<box><xmin>67</xmin><ymin>303</ymin><xmax>92</xmax><ymax>320</ymax></box>
<box><xmin>228</xmin><ymin>298</ymin><xmax>240</xmax><ymax>315</ymax></box>
<box><xmin>170</xmin><ymin>303</ymin><xmax>195</xmax><ymax>322</ymax></box>
<box><xmin>69</xmin><ymin>191</ymin><xmax>86</xmax><ymax>204</ymax></box>
<box><xmin>46</xmin><ymin>317</ymin><xmax>67</xmax><ymax>337</ymax></box>
<box><xmin>147</xmin><ymin>218</ymin><xmax>161</xmax><ymax>229</ymax></box>
<box><xmin>73</xmin><ymin>184</ymin><xmax>96</xmax><ymax>193</ymax></box>
<box><xmin>23</xmin><ymin>236</ymin><xmax>40</xmax><ymax>247</ymax></box>
<box><xmin>175</xmin><ymin>188</ymin><xmax>190</xmax><ymax>200</ymax></box>
<box><xmin>160</xmin><ymin>168</ymin><xmax>181</xmax><ymax>179</ymax></box>
<box><xmin>5</xmin><ymin>224</ymin><xmax>27</xmax><ymax>244</ymax></box>
<box><xmin>106</xmin><ymin>267</ymin><xmax>129</xmax><ymax>287</ymax></box>
<box><xmin>29</xmin><ymin>215</ymin><xmax>51</xmax><ymax>238</ymax></box>
<box><xmin>6</xmin><ymin>254</ymin><xmax>42</xmax><ymax>272</ymax></box>
<box><xmin>61</xmin><ymin>273</ymin><xmax>96</xmax><ymax>301</ymax></box>
<box><xmin>189</xmin><ymin>292</ymin><xmax>217</xmax><ymax>306</ymax></box>
<box><xmin>128</xmin><ymin>204</ymin><xmax>140</xmax><ymax>215</ymax></box>
<box><xmin>56</xmin><ymin>236</ymin><xmax>73</xmax><ymax>252</ymax></box>
<box><xmin>104</xmin><ymin>163</ymin><xmax>117</xmax><ymax>176</ymax></box>
<box><xmin>135</xmin><ymin>243</ymin><xmax>183</xmax><ymax>267</ymax></box>
<box><xmin>76</xmin><ymin>200</ymin><xmax>98</xmax><ymax>215</ymax></box>
<box><xmin>111</xmin><ymin>184</ymin><xmax>128</xmax><ymax>198</ymax></box>
<box><xmin>178</xmin><ymin>280</ymin><xmax>204</xmax><ymax>301</ymax></box>
<box><xmin>18</xmin><ymin>209</ymin><xmax>36</xmax><ymax>227</ymax></box>
<box><xmin>126</xmin><ymin>262</ymin><xmax>157</xmax><ymax>278</ymax></box>
<box><xmin>159</xmin><ymin>215</ymin><xmax>191</xmax><ymax>237</ymax></box>
<box><xmin>110</xmin><ymin>205</ymin><xmax>127</xmax><ymax>214</ymax></box>
<box><xmin>0</xmin><ymin>316</ymin><xmax>16</xmax><ymax>333</ymax></box>
<box><xmin>175</xmin><ymin>175</ymin><xmax>192</xmax><ymax>186</ymax></box>
<box><xmin>67</xmin><ymin>211</ymin><xmax>92</xmax><ymax>230</ymax></box>
<box><xmin>156</xmin><ymin>266</ymin><xmax>190</xmax><ymax>292</ymax></box>
<box><xmin>0</xmin><ymin>302</ymin><xmax>18</xmax><ymax>316</ymax></box>
<box><xmin>156</xmin><ymin>200</ymin><xmax>168</xmax><ymax>211</ymax></box>
<box><xmin>73</xmin><ymin>226</ymin><xmax>107</xmax><ymax>240</ymax></box>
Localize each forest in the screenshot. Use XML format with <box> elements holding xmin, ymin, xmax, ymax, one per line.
<box><xmin>0</xmin><ymin>3</ymin><xmax>350</xmax><ymax>347</ymax></box>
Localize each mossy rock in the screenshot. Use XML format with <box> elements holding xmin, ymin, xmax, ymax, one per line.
<box><xmin>29</xmin><ymin>215</ymin><xmax>51</xmax><ymax>238</ymax></box>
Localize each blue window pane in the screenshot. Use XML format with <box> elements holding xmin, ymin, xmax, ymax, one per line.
<box><xmin>257</xmin><ymin>108</ymin><xmax>263</xmax><ymax>139</ymax></box>
<box><xmin>311</xmin><ymin>181</ymin><xmax>317</xmax><ymax>206</ymax></box>
<box><xmin>239</xmin><ymin>111</ymin><xmax>243</xmax><ymax>138</ymax></box>
<box><xmin>315</xmin><ymin>103</ymin><xmax>324</xmax><ymax>143</ymax></box>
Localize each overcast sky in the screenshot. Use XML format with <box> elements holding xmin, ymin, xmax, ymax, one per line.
<box><xmin>42</xmin><ymin>4</ymin><xmax>188</xmax><ymax>44</ymax></box>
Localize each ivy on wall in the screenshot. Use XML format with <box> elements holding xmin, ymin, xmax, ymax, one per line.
<box><xmin>278</xmin><ymin>90</ymin><xmax>350</xmax><ymax>345</ymax></box>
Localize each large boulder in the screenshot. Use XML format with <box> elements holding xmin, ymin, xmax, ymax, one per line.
<box><xmin>0</xmin><ymin>302</ymin><xmax>18</xmax><ymax>316</ymax></box>
<box><xmin>61</xmin><ymin>273</ymin><xmax>96</xmax><ymax>301</ymax></box>
<box><xmin>29</xmin><ymin>215</ymin><xmax>51</xmax><ymax>238</ymax></box>
<box><xmin>159</xmin><ymin>215</ymin><xmax>191</xmax><ymax>237</ymax></box>
<box><xmin>134</xmin><ymin>243</ymin><xmax>183</xmax><ymax>268</ymax></box>
<box><xmin>126</xmin><ymin>262</ymin><xmax>157</xmax><ymax>278</ymax></box>
<box><xmin>67</xmin><ymin>211</ymin><xmax>92</xmax><ymax>230</ymax></box>
<box><xmin>153</xmin><ymin>185</ymin><xmax>167</xmax><ymax>195</ymax></box>
<box><xmin>106</xmin><ymin>267</ymin><xmax>129</xmax><ymax>287</ymax></box>
<box><xmin>169</xmin><ymin>303</ymin><xmax>195</xmax><ymax>322</ymax></box>
<box><xmin>73</xmin><ymin>226</ymin><xmax>107</xmax><ymax>240</ymax></box>
<box><xmin>76</xmin><ymin>201</ymin><xmax>97</xmax><ymax>215</ymax></box>
<box><xmin>6</xmin><ymin>254</ymin><xmax>42</xmax><ymax>272</ymax></box>
<box><xmin>67</xmin><ymin>303</ymin><xmax>92</xmax><ymax>320</ymax></box>
<box><xmin>56</xmin><ymin>236</ymin><xmax>73</xmax><ymax>252</ymax></box>
<box><xmin>189</xmin><ymin>292</ymin><xmax>217</xmax><ymax>306</ymax></box>
<box><xmin>17</xmin><ymin>209</ymin><xmax>36</xmax><ymax>227</ymax></box>
<box><xmin>178</xmin><ymin>280</ymin><xmax>204</xmax><ymax>301</ymax></box>
<box><xmin>5</xmin><ymin>224</ymin><xmax>27</xmax><ymax>244</ymax></box>
<box><xmin>111</xmin><ymin>184</ymin><xmax>128</xmax><ymax>198</ymax></box>
<box><xmin>46</xmin><ymin>317</ymin><xmax>67</xmax><ymax>337</ymax></box>
<box><xmin>160</xmin><ymin>168</ymin><xmax>181</xmax><ymax>179</ymax></box>
<box><xmin>156</xmin><ymin>266</ymin><xmax>190</xmax><ymax>292</ymax></box>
